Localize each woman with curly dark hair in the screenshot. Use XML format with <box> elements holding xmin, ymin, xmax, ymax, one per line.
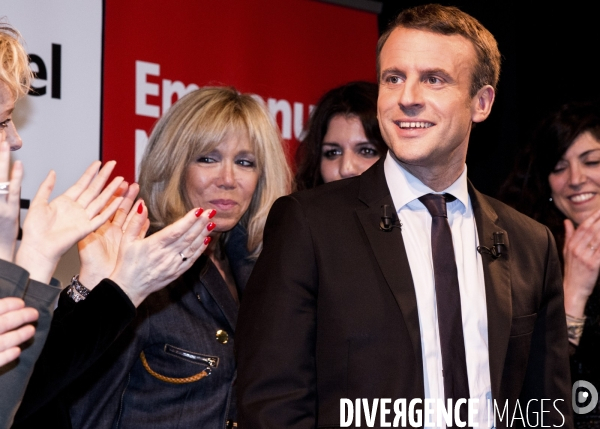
<box><xmin>500</xmin><ymin>100</ymin><xmax>600</xmax><ymax>427</ymax></box>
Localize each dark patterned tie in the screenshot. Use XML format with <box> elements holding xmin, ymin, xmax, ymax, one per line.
<box><xmin>419</xmin><ymin>193</ymin><xmax>470</xmax><ymax>424</ymax></box>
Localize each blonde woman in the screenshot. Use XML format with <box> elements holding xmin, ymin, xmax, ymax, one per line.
<box><xmin>60</xmin><ymin>87</ymin><xmax>292</xmax><ymax>428</ymax></box>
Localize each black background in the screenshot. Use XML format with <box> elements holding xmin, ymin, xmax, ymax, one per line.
<box><xmin>378</xmin><ymin>1</ymin><xmax>598</xmax><ymax>197</ymax></box>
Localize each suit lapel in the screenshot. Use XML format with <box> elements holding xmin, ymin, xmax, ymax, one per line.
<box><xmin>469</xmin><ymin>183</ymin><xmax>512</xmax><ymax>403</ymax></box>
<box><xmin>355</xmin><ymin>161</ymin><xmax>424</xmax><ymax>391</ymax></box>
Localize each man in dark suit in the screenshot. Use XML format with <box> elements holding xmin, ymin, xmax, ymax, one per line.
<box><xmin>236</xmin><ymin>4</ymin><xmax>573</xmax><ymax>428</ymax></box>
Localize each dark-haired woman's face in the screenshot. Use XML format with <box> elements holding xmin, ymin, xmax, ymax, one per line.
<box><xmin>549</xmin><ymin>131</ymin><xmax>600</xmax><ymax>226</ymax></box>
<box><xmin>320</xmin><ymin>114</ymin><xmax>381</xmax><ymax>183</ymax></box>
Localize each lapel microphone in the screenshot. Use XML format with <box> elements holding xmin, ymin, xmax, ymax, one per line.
<box><xmin>380</xmin><ymin>204</ymin><xmax>401</xmax><ymax>232</ymax></box>
<box><xmin>477</xmin><ymin>231</ymin><xmax>506</xmax><ymax>258</ymax></box>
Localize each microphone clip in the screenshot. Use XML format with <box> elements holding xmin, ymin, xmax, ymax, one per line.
<box><xmin>477</xmin><ymin>231</ymin><xmax>506</xmax><ymax>259</ymax></box>
<box><xmin>380</xmin><ymin>204</ymin><xmax>402</xmax><ymax>232</ymax></box>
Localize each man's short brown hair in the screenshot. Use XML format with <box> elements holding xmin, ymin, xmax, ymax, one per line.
<box><xmin>377</xmin><ymin>4</ymin><xmax>501</xmax><ymax>98</ymax></box>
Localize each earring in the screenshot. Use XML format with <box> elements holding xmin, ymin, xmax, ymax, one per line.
<box><xmin>549</xmin><ymin>197</ymin><xmax>553</xmax><ymax>202</ymax></box>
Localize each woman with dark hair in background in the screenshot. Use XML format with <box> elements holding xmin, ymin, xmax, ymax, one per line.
<box><xmin>501</xmin><ymin>100</ymin><xmax>600</xmax><ymax>427</ymax></box>
<box><xmin>294</xmin><ymin>81</ymin><xmax>386</xmax><ymax>190</ymax></box>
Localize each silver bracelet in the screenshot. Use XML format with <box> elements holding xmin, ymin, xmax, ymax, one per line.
<box><xmin>566</xmin><ymin>313</ymin><xmax>586</xmax><ymax>346</ymax></box>
<box><xmin>66</xmin><ymin>274</ymin><xmax>90</xmax><ymax>303</ymax></box>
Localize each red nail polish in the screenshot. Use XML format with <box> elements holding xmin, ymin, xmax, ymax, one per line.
<box><xmin>137</xmin><ymin>202</ymin><xmax>143</xmax><ymax>214</ymax></box>
<box><xmin>207</xmin><ymin>222</ymin><xmax>216</xmax><ymax>231</ymax></box>
<box><xmin>204</xmin><ymin>236</ymin><xmax>212</xmax><ymax>245</ymax></box>
<box><xmin>209</xmin><ymin>209</ymin><xmax>217</xmax><ymax>219</ymax></box>
<box><xmin>195</xmin><ymin>208</ymin><xmax>204</xmax><ymax>217</ymax></box>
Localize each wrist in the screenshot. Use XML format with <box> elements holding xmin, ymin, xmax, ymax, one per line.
<box><xmin>65</xmin><ymin>274</ymin><xmax>91</xmax><ymax>302</ymax></box>
<box><xmin>0</xmin><ymin>224</ymin><xmax>18</xmax><ymax>262</ymax></box>
<box><xmin>563</xmin><ymin>281</ymin><xmax>591</xmax><ymax>318</ymax></box>
<box><xmin>15</xmin><ymin>242</ymin><xmax>58</xmax><ymax>284</ymax></box>
<box><xmin>0</xmin><ymin>245</ymin><xmax>15</xmax><ymax>263</ymax></box>
<box><xmin>77</xmin><ymin>270</ymin><xmax>103</xmax><ymax>291</ymax></box>
<box><xmin>107</xmin><ymin>272</ymin><xmax>144</xmax><ymax>308</ymax></box>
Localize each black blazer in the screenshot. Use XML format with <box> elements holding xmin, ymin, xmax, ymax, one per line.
<box><xmin>12</xmin><ymin>279</ymin><xmax>136</xmax><ymax>428</ymax></box>
<box><xmin>236</xmin><ymin>159</ymin><xmax>573</xmax><ymax>429</ymax></box>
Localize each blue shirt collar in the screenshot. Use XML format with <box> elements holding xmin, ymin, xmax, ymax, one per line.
<box><xmin>383</xmin><ymin>151</ymin><xmax>470</xmax><ymax>212</ymax></box>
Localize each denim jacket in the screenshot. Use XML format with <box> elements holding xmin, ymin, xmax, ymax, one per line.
<box><xmin>69</xmin><ymin>225</ymin><xmax>254</xmax><ymax>429</ymax></box>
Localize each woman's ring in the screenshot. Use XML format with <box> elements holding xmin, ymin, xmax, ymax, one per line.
<box><xmin>179</xmin><ymin>252</ymin><xmax>188</xmax><ymax>262</ymax></box>
<box><xmin>0</xmin><ymin>182</ymin><xmax>9</xmax><ymax>195</ymax></box>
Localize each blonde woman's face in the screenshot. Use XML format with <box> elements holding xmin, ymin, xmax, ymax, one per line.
<box><xmin>185</xmin><ymin>131</ymin><xmax>259</xmax><ymax>232</ymax></box>
<box><xmin>0</xmin><ymin>81</ymin><xmax>21</xmax><ymax>150</ymax></box>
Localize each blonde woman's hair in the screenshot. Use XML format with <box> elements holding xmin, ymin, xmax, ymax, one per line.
<box><xmin>0</xmin><ymin>21</ymin><xmax>32</xmax><ymax>99</ymax></box>
<box><xmin>138</xmin><ymin>86</ymin><xmax>292</xmax><ymax>258</ymax></box>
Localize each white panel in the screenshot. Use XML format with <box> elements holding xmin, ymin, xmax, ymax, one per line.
<box><xmin>0</xmin><ymin>1</ymin><xmax>103</xmax><ymax>200</ymax></box>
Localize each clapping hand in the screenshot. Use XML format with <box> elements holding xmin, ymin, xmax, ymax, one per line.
<box><xmin>562</xmin><ymin>209</ymin><xmax>600</xmax><ymax>318</ymax></box>
<box><xmin>108</xmin><ymin>203</ymin><xmax>215</xmax><ymax>307</ymax></box>
<box><xmin>15</xmin><ymin>161</ymin><xmax>124</xmax><ymax>284</ymax></box>
<box><xmin>77</xmin><ymin>182</ymin><xmax>140</xmax><ymax>289</ymax></box>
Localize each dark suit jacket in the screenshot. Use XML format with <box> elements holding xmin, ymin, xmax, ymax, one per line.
<box><xmin>236</xmin><ymin>159</ymin><xmax>573</xmax><ymax>429</ymax></box>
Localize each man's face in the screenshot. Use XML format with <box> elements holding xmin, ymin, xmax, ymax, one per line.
<box><xmin>377</xmin><ymin>27</ymin><xmax>492</xmax><ymax>184</ymax></box>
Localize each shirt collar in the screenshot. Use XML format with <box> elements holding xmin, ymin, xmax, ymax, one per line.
<box><xmin>383</xmin><ymin>151</ymin><xmax>470</xmax><ymax>211</ymax></box>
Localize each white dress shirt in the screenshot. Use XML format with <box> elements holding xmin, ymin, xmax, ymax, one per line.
<box><xmin>384</xmin><ymin>152</ymin><xmax>492</xmax><ymax>428</ymax></box>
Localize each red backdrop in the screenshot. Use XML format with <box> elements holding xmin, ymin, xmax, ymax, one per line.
<box><xmin>102</xmin><ymin>0</ymin><xmax>379</xmax><ymax>181</ymax></box>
